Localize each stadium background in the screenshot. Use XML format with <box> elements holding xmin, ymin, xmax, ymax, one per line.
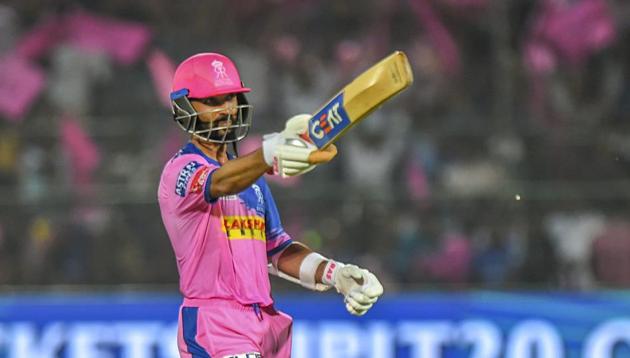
<box><xmin>1</xmin><ymin>0</ymin><xmax>630</xmax><ymax>357</ymax></box>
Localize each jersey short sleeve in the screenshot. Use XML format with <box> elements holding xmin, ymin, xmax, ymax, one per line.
<box><xmin>161</xmin><ymin>157</ymin><xmax>219</xmax><ymax>214</ymax></box>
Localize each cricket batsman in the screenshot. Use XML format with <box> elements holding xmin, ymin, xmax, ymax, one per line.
<box><xmin>157</xmin><ymin>52</ymin><xmax>384</xmax><ymax>358</ymax></box>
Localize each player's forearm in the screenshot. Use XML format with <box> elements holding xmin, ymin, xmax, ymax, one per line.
<box><xmin>276</xmin><ymin>243</ymin><xmax>327</xmax><ymax>284</ymax></box>
<box><xmin>272</xmin><ymin>242</ymin><xmax>384</xmax><ymax>316</ymax></box>
<box><xmin>210</xmin><ymin>149</ymin><xmax>270</xmax><ymax>197</ymax></box>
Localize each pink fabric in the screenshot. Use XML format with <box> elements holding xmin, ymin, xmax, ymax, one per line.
<box><xmin>158</xmin><ymin>145</ymin><xmax>291</xmax><ymax>306</ymax></box>
<box><xmin>147</xmin><ymin>49</ymin><xmax>177</xmax><ymax>108</ymax></box>
<box><xmin>66</xmin><ymin>10</ymin><xmax>151</xmax><ymax>65</ymax></box>
<box><xmin>15</xmin><ymin>9</ymin><xmax>152</xmax><ymax>65</ymax></box>
<box><xmin>525</xmin><ymin>0</ymin><xmax>616</xmax><ymax>71</ymax></box>
<box><xmin>409</xmin><ymin>0</ymin><xmax>461</xmax><ymax>75</ymax></box>
<box><xmin>272</xmin><ymin>35</ymin><xmax>301</xmax><ymax>65</ymax></box>
<box><xmin>59</xmin><ymin>116</ymin><xmax>101</xmax><ymax>188</ymax></box>
<box><xmin>406</xmin><ymin>158</ymin><xmax>430</xmax><ymax>201</ymax></box>
<box><xmin>178</xmin><ymin>299</ymin><xmax>292</xmax><ymax>357</ymax></box>
<box><xmin>423</xmin><ymin>233</ymin><xmax>472</xmax><ymax>282</ymax></box>
<box><xmin>15</xmin><ymin>15</ymin><xmax>65</xmax><ymax>61</ymax></box>
<box><xmin>524</xmin><ymin>42</ymin><xmax>557</xmax><ymax>74</ymax></box>
<box><xmin>0</xmin><ymin>55</ymin><xmax>45</xmax><ymax>121</ymax></box>
<box><xmin>523</xmin><ymin>0</ymin><xmax>616</xmax><ymax>124</ymax></box>
<box><xmin>543</xmin><ymin>0</ymin><xmax>615</xmax><ymax>65</ymax></box>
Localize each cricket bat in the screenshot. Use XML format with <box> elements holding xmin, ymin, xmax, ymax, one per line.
<box><xmin>305</xmin><ymin>51</ymin><xmax>414</xmax><ymax>149</ymax></box>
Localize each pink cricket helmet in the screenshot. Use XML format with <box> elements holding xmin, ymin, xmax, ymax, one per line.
<box><xmin>170</xmin><ymin>53</ymin><xmax>253</xmax><ymax>144</ymax></box>
<box><xmin>171</xmin><ymin>52</ymin><xmax>251</xmax><ymax>99</ymax></box>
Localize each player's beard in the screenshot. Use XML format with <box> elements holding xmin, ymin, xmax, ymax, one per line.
<box><xmin>196</xmin><ymin>114</ymin><xmax>236</xmax><ymax>141</ymax></box>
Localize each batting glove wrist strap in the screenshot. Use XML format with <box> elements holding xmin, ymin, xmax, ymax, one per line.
<box><xmin>321</xmin><ymin>259</ymin><xmax>344</xmax><ymax>286</ymax></box>
<box><xmin>261</xmin><ymin>132</ymin><xmax>281</xmax><ymax>166</ymax></box>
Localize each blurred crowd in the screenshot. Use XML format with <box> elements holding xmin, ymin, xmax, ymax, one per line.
<box><xmin>1</xmin><ymin>0</ymin><xmax>630</xmax><ymax>291</ymax></box>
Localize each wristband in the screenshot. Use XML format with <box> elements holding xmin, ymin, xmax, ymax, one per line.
<box><xmin>298</xmin><ymin>252</ymin><xmax>327</xmax><ymax>290</ymax></box>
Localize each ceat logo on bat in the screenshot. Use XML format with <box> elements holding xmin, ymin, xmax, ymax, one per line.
<box><xmin>308</xmin><ymin>93</ymin><xmax>351</xmax><ymax>148</ymax></box>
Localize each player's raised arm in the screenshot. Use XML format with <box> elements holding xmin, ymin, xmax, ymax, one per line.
<box><xmin>168</xmin><ymin>53</ymin><xmax>337</xmax><ymax>197</ymax></box>
<box><xmin>206</xmin><ymin>125</ymin><xmax>337</xmax><ymax>197</ymax></box>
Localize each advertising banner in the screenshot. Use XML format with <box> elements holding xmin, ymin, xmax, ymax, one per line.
<box><xmin>1</xmin><ymin>292</ymin><xmax>630</xmax><ymax>357</ymax></box>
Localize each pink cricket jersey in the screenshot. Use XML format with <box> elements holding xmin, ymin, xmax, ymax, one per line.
<box><xmin>158</xmin><ymin>142</ymin><xmax>293</xmax><ymax>306</ymax></box>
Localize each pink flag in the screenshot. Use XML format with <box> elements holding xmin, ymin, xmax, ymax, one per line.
<box><xmin>147</xmin><ymin>49</ymin><xmax>176</xmax><ymax>108</ymax></box>
<box><xmin>422</xmin><ymin>232</ymin><xmax>472</xmax><ymax>282</ymax></box>
<box><xmin>409</xmin><ymin>0</ymin><xmax>461</xmax><ymax>75</ymax></box>
<box><xmin>60</xmin><ymin>115</ymin><xmax>101</xmax><ymax>188</ymax></box>
<box><xmin>545</xmin><ymin>0</ymin><xmax>615</xmax><ymax>65</ymax></box>
<box><xmin>524</xmin><ymin>42</ymin><xmax>557</xmax><ymax>74</ymax></box>
<box><xmin>526</xmin><ymin>0</ymin><xmax>616</xmax><ymax>68</ymax></box>
<box><xmin>15</xmin><ymin>15</ymin><xmax>65</xmax><ymax>61</ymax></box>
<box><xmin>406</xmin><ymin>158</ymin><xmax>430</xmax><ymax>201</ymax></box>
<box><xmin>66</xmin><ymin>10</ymin><xmax>151</xmax><ymax>65</ymax></box>
<box><xmin>0</xmin><ymin>55</ymin><xmax>45</xmax><ymax>122</ymax></box>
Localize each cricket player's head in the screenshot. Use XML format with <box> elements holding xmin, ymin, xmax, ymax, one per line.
<box><xmin>170</xmin><ymin>53</ymin><xmax>253</xmax><ymax>143</ymax></box>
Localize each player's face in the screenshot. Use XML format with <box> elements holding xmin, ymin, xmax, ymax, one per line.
<box><xmin>190</xmin><ymin>94</ymin><xmax>239</xmax><ymax>139</ymax></box>
<box><xmin>191</xmin><ymin>94</ymin><xmax>238</xmax><ymax>124</ymax></box>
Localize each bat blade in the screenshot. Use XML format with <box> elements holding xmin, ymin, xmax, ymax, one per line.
<box><xmin>306</xmin><ymin>51</ymin><xmax>414</xmax><ymax>149</ymax></box>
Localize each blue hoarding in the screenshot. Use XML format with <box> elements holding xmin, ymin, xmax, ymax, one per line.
<box><xmin>1</xmin><ymin>292</ymin><xmax>630</xmax><ymax>357</ymax></box>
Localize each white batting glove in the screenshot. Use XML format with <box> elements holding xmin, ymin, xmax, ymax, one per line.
<box><xmin>262</xmin><ymin>114</ymin><xmax>317</xmax><ymax>177</ymax></box>
<box><xmin>322</xmin><ymin>261</ymin><xmax>384</xmax><ymax>316</ymax></box>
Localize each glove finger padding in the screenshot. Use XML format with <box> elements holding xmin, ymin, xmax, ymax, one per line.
<box><xmin>342</xmin><ymin>264</ymin><xmax>367</xmax><ymax>282</ymax></box>
<box><xmin>284</xmin><ymin>113</ymin><xmax>311</xmax><ymax>134</ymax></box>
<box><xmin>279</xmin><ymin>159</ymin><xmax>312</xmax><ymax>170</ymax></box>
<box><xmin>276</xmin><ymin>143</ymin><xmax>312</xmax><ymax>161</ymax></box>
<box><xmin>334</xmin><ymin>265</ymin><xmax>368</xmax><ymax>295</ymax></box>
<box><xmin>282</xmin><ymin>165</ymin><xmax>315</xmax><ymax>177</ymax></box>
<box><xmin>348</xmin><ymin>290</ymin><xmax>379</xmax><ymax>305</ymax></box>
<box><xmin>363</xmin><ymin>272</ymin><xmax>384</xmax><ymax>299</ymax></box>
<box><xmin>346</xmin><ymin>295</ymin><xmax>374</xmax><ymax>311</ymax></box>
<box><xmin>345</xmin><ymin>302</ymin><xmax>361</xmax><ymax>316</ymax></box>
<box><xmin>275</xmin><ymin>139</ymin><xmax>317</xmax><ymax>177</ymax></box>
<box><xmin>345</xmin><ymin>300</ymin><xmax>370</xmax><ymax>316</ymax></box>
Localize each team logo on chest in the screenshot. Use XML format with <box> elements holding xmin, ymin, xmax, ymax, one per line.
<box><xmin>251</xmin><ymin>184</ymin><xmax>265</xmax><ymax>215</ymax></box>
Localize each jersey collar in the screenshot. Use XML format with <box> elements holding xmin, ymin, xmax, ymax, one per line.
<box><xmin>181</xmin><ymin>142</ymin><xmax>222</xmax><ymax>166</ymax></box>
